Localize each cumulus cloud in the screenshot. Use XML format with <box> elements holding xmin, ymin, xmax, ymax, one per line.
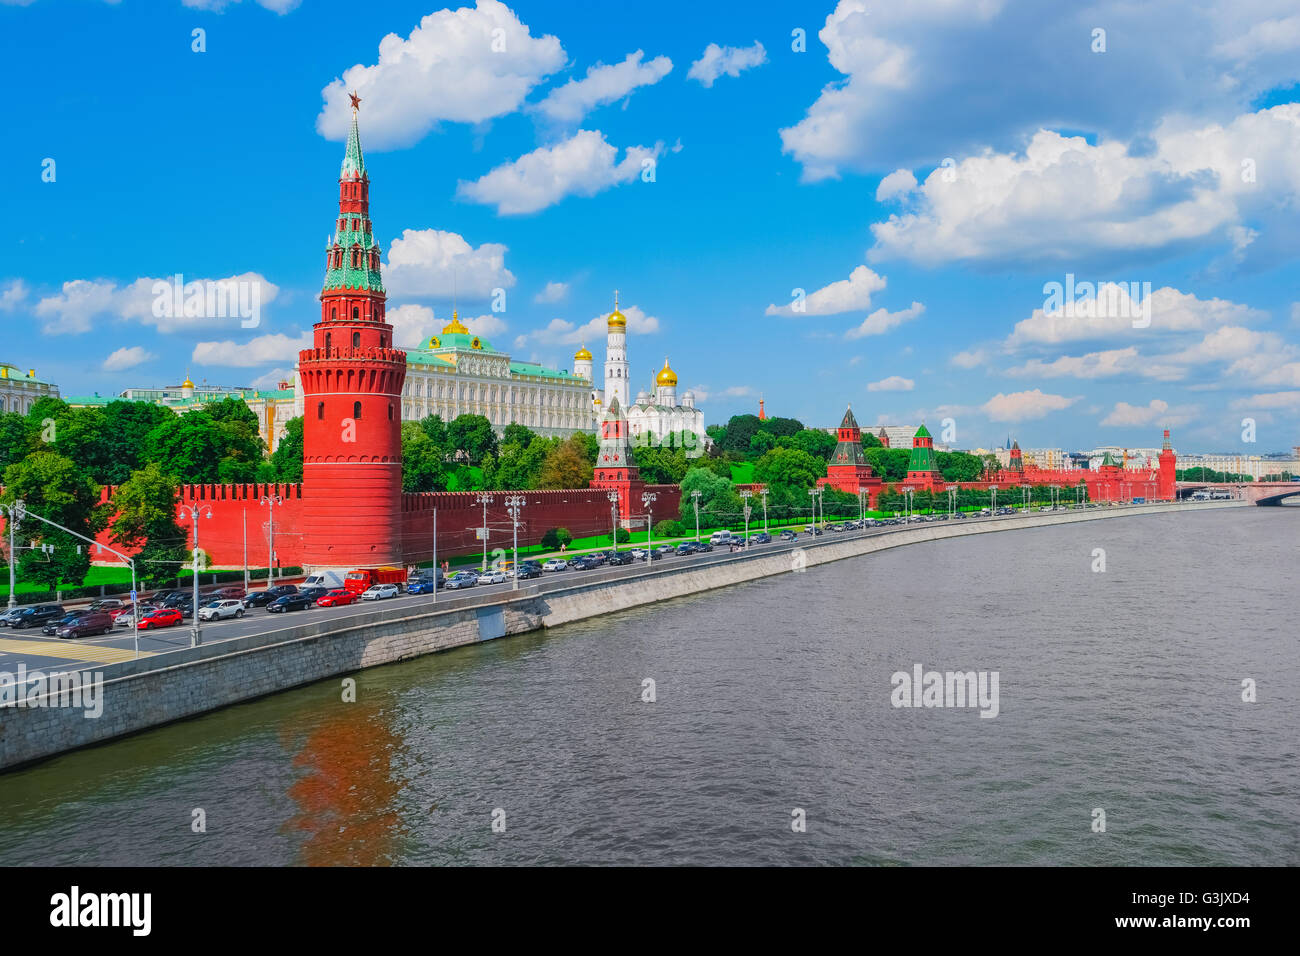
<box><xmin>388</xmin><ymin>304</ymin><xmax>507</xmax><ymax>348</ymax></box>
<box><xmin>316</xmin><ymin>0</ymin><xmax>565</xmax><ymax>150</ymax></box>
<box><xmin>248</xmin><ymin>367</ymin><xmax>295</xmax><ymax>390</ymax></box>
<box><xmin>533</xmin><ymin>50</ymin><xmax>672</xmax><ymax>123</ymax></box>
<box><xmin>101</xmin><ymin>346</ymin><xmax>155</xmax><ymax>372</ymax></box>
<box><xmin>1229</xmin><ymin>390</ymin><xmax>1300</xmax><ymax>410</ymax></box>
<box><xmin>182</xmin><ymin>0</ymin><xmax>300</xmax><ymax>12</ymax></box>
<box><xmin>868</xmin><ymin>107</ymin><xmax>1300</xmax><ymax>268</ymax></box>
<box><xmin>845</xmin><ymin>301</ymin><xmax>924</xmax><ymax>339</ymax></box>
<box><xmin>875</xmin><ymin>168</ymin><xmax>917</xmax><ymax>201</ymax></box>
<box><xmin>456</xmin><ymin>129</ymin><xmax>662</xmax><ymax>215</ymax></box>
<box><xmin>687</xmin><ymin>41</ymin><xmax>767</xmax><ymax>87</ymax></box>
<box><xmin>383</xmin><ymin>229</ymin><xmax>514</xmax><ymax>300</ymax></box>
<box><xmin>32</xmin><ymin>273</ymin><xmax>279</xmax><ymax>336</ymax></box>
<box><xmin>780</xmin><ymin>0</ymin><xmax>1300</xmax><ymax>181</ymax></box>
<box><xmin>981</xmin><ymin>389</ymin><xmax>1078</xmax><ymax>422</ymax></box>
<box><xmin>515</xmin><ymin>304</ymin><xmax>659</xmax><ymax>348</ymax></box>
<box><xmin>0</xmin><ymin>279</ymin><xmax>28</xmax><ymax>311</ymax></box>
<box><xmin>950</xmin><ymin>348</ymin><xmax>988</xmax><ymax>369</ymax></box>
<box><xmin>1007</xmin><ymin>286</ymin><xmax>1262</xmax><ymax>346</ymax></box>
<box><xmin>191</xmin><ymin>330</ymin><xmax>311</xmax><ymax>368</ymax></box>
<box><xmin>867</xmin><ymin>375</ymin><xmax>914</xmax><ymax>391</ymax></box>
<box><xmin>1099</xmin><ymin>399</ymin><xmax>1196</xmax><ymax>427</ymax></box>
<box><xmin>534</xmin><ymin>281</ymin><xmax>569</xmax><ymax>304</ymax></box>
<box><xmin>765</xmin><ymin>265</ymin><xmax>886</xmax><ymax>317</ymax></box>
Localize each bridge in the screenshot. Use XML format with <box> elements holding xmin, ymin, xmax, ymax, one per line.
<box><xmin>1176</xmin><ymin>481</ymin><xmax>1300</xmax><ymax>505</ymax></box>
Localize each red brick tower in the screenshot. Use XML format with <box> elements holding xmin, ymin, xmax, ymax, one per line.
<box><xmin>590</xmin><ymin>397</ymin><xmax>645</xmax><ymax>522</ymax></box>
<box><xmin>298</xmin><ymin>94</ymin><xmax>406</xmax><ymax>568</ymax></box>
<box><xmin>818</xmin><ymin>405</ymin><xmax>882</xmax><ymax>505</ymax></box>
<box><xmin>1157</xmin><ymin>428</ymin><xmax>1177</xmax><ymax>500</ymax></box>
<box><xmin>905</xmin><ymin>423</ymin><xmax>942</xmax><ymax>490</ymax></box>
<box><xmin>877</xmin><ymin>428</ymin><xmax>890</xmax><ymax>448</ymax></box>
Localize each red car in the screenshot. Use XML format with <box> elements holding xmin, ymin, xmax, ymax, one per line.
<box><xmin>138</xmin><ymin>607</ymin><xmax>183</xmax><ymax>629</ymax></box>
<box><xmin>316</xmin><ymin>589</ymin><xmax>357</xmax><ymax>607</ymax></box>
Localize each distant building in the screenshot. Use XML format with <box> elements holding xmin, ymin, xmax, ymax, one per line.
<box><xmin>0</xmin><ymin>363</ymin><xmax>58</xmax><ymax>413</ymax></box>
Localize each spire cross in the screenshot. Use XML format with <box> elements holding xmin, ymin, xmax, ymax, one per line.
<box><xmin>614</xmin><ymin>289</ymin><xmax>619</xmax><ymax>310</ymax></box>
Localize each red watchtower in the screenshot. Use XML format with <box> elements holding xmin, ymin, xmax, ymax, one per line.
<box><xmin>590</xmin><ymin>397</ymin><xmax>645</xmax><ymax>522</ymax></box>
<box><xmin>817</xmin><ymin>405</ymin><xmax>882</xmax><ymax>505</ymax></box>
<box><xmin>1157</xmin><ymin>428</ymin><xmax>1177</xmax><ymax>500</ymax></box>
<box><xmin>298</xmin><ymin>94</ymin><xmax>406</xmax><ymax>568</ymax></box>
<box><xmin>905</xmin><ymin>423</ymin><xmax>942</xmax><ymax>490</ymax></box>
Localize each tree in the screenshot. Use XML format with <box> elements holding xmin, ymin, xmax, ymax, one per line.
<box><xmin>494</xmin><ymin>435</ymin><xmax>554</xmax><ymax>490</ymax></box>
<box><xmin>679</xmin><ymin>466</ymin><xmax>741</xmax><ymax>525</ymax></box>
<box><xmin>538</xmin><ymin>434</ymin><xmax>593</xmax><ymax>488</ymax></box>
<box><xmin>109</xmin><ymin>462</ymin><xmax>190</xmax><ymax>588</ymax></box>
<box><xmin>267</xmin><ymin>416</ymin><xmax>304</xmax><ymax>482</ymax></box>
<box><xmin>143</xmin><ymin>408</ymin><xmax>263</xmax><ymax>484</ymax></box>
<box><xmin>0</xmin><ymin>412</ymin><xmax>38</xmax><ymax>472</ymax></box>
<box><xmin>753</xmin><ymin>446</ymin><xmax>825</xmax><ymax>490</ymax></box>
<box><xmin>502</xmin><ymin>423</ymin><xmax>537</xmax><ymax>449</ymax></box>
<box><xmin>614</xmin><ymin>527</ymin><xmax>630</xmax><ymax>543</ymax></box>
<box><xmin>541</xmin><ymin>527</ymin><xmax>573</xmax><ymax>550</ymax></box>
<box><xmin>865</xmin><ymin>447</ymin><xmax>911</xmax><ymax>481</ymax></box>
<box><xmin>757</xmin><ymin>415</ymin><xmax>803</xmax><ymax>438</ymax></box>
<box><xmin>937</xmin><ymin>450</ymin><xmax>984</xmax><ymax>482</ymax></box>
<box><xmin>447</xmin><ymin>414</ymin><xmax>497</xmax><ymax>464</ymax></box>
<box><xmin>27</xmin><ymin>396</ymin><xmax>70</xmax><ymax>426</ymax></box>
<box><xmin>719</xmin><ymin>414</ymin><xmax>762</xmax><ymax>454</ymax></box>
<box><xmin>401</xmin><ymin>421</ymin><xmax>448</xmax><ymax>492</ymax></box>
<box><xmin>634</xmin><ymin>445</ymin><xmax>689</xmax><ymax>484</ymax></box>
<box><xmin>1</xmin><ymin>452</ymin><xmax>101</xmax><ymax>592</ymax></box>
<box><xmin>419</xmin><ymin>413</ymin><xmax>450</xmax><ymax>454</ymax></box>
<box><xmin>786</xmin><ymin>428</ymin><xmax>837</xmax><ymax>460</ymax></box>
<box><xmin>573</xmin><ymin>430</ymin><xmax>599</xmax><ymax>466</ymax></box>
<box><xmin>654</xmin><ymin>518</ymin><xmax>686</xmax><ymax>537</ymax></box>
<box><xmin>749</xmin><ymin>430</ymin><xmax>777</xmax><ymax>455</ymax></box>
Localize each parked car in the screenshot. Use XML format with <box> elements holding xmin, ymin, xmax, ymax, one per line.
<box><xmin>475</xmin><ymin>569</ymin><xmax>507</xmax><ymax>585</ymax></box>
<box><xmin>161</xmin><ymin>595</ymin><xmax>195</xmax><ymax>618</ymax></box>
<box><xmin>298</xmin><ymin>586</ymin><xmax>330</xmax><ymax>603</ymax></box>
<box><xmin>197</xmin><ymin>599</ymin><xmax>245</xmax><ymax>621</ymax></box>
<box><xmin>211</xmin><ymin>586</ymin><xmax>246</xmax><ymax>600</ymax></box>
<box><xmin>444</xmin><ymin>570</ymin><xmax>479</xmax><ymax>590</ymax></box>
<box><xmin>751</xmin><ymin>532</ymin><xmax>772</xmax><ymax>544</ymax></box>
<box><xmin>267</xmin><ymin>592</ymin><xmax>315</xmax><ymax>613</ymax></box>
<box><xmin>10</xmin><ymin>603</ymin><xmax>66</xmax><ymax>630</ymax></box>
<box><xmin>55</xmin><ymin>611</ymin><xmax>114</xmax><ymax>639</ymax></box>
<box><xmin>245</xmin><ymin>585</ymin><xmax>298</xmax><ymax>607</ymax></box>
<box><xmin>43</xmin><ymin>610</ymin><xmax>89</xmax><ymax>636</ymax></box>
<box><xmin>110</xmin><ymin>605</ymin><xmax>139</xmax><ymax>621</ymax></box>
<box><xmin>88</xmin><ymin>598</ymin><xmax>125</xmax><ymax>612</ymax></box>
<box><xmin>361</xmin><ymin>583</ymin><xmax>400</xmax><ymax>601</ymax></box>
<box><xmin>541</xmin><ymin>558</ymin><xmax>567</xmax><ymax>572</ymax></box>
<box><xmin>316</xmin><ymin>589</ymin><xmax>357</xmax><ymax>607</ymax></box>
<box><xmin>116</xmin><ymin>605</ymin><xmax>158</xmax><ymax>627</ymax></box>
<box><xmin>0</xmin><ymin>608</ymin><xmax>24</xmax><ymax>627</ymax></box>
<box><xmin>676</xmin><ymin>542</ymin><xmax>696</xmax><ymax>555</ymax></box>
<box><xmin>139</xmin><ymin>607</ymin><xmax>183</xmax><ymax>629</ymax></box>
<box><xmin>405</xmin><ymin>576</ymin><xmax>438</xmax><ymax>595</ymax></box>
<box><xmin>605</xmin><ymin>550</ymin><xmax>633</xmax><ymax>566</ymax></box>
<box><xmin>509</xmin><ymin>563</ymin><xmax>542</xmax><ymax>580</ymax></box>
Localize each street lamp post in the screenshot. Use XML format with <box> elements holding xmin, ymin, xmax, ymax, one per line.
<box><xmin>990</xmin><ymin>485</ymin><xmax>998</xmax><ymax>515</ymax></box>
<box><xmin>946</xmin><ymin>485</ymin><xmax>958</xmax><ymax>518</ymax></box>
<box><xmin>606</xmin><ymin>490</ymin><xmax>620</xmax><ymax>551</ymax></box>
<box><xmin>181</xmin><ymin>503</ymin><xmax>213</xmax><ymax>647</ymax></box>
<box><xmin>807</xmin><ymin>487</ymin><xmax>816</xmax><ymax>534</ymax></box>
<box><xmin>641</xmin><ymin>491</ymin><xmax>657</xmax><ymax>561</ymax></box>
<box><xmin>259</xmin><ymin>494</ymin><xmax>283</xmax><ymax>587</ymax></box>
<box><xmin>740</xmin><ymin>489</ymin><xmax>752</xmax><ymax>549</ymax></box>
<box><xmin>690</xmin><ymin>489</ymin><xmax>702</xmax><ymax>542</ymax></box>
<box><xmin>760</xmin><ymin>486</ymin><xmax>769</xmax><ymax>534</ymax></box>
<box><xmin>2</xmin><ymin>499</ymin><xmax>25</xmax><ymax>610</ymax></box>
<box><xmin>903</xmin><ymin>487</ymin><xmax>914</xmax><ymax>523</ymax></box>
<box><xmin>505</xmin><ymin>496</ymin><xmax>524</xmax><ymax>590</ymax></box>
<box><xmin>475</xmin><ymin>493</ymin><xmax>493</xmax><ymax>569</ymax></box>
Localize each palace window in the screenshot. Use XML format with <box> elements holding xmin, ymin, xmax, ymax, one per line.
<box><xmin>352</xmin><ymin>332</ymin><xmax>361</xmax><ymax>348</ymax></box>
<box><xmin>352</xmin><ymin>306</ymin><xmax>360</xmax><ymax>320</ymax></box>
<box><xmin>353</xmin><ymin>401</ymin><xmax>362</xmax><ymax>420</ymax></box>
<box><xmin>317</xmin><ymin>402</ymin><xmax>324</xmax><ymax>420</ymax></box>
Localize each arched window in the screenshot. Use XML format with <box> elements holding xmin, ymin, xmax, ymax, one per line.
<box><xmin>317</xmin><ymin>402</ymin><xmax>324</xmax><ymax>420</ymax></box>
<box><xmin>379</xmin><ymin>335</ymin><xmax>386</xmax><ymax>348</ymax></box>
<box><xmin>352</xmin><ymin>306</ymin><xmax>360</xmax><ymax>320</ymax></box>
<box><xmin>324</xmin><ymin>332</ymin><xmax>331</xmax><ymax>352</ymax></box>
<box><xmin>353</xmin><ymin>401</ymin><xmax>362</xmax><ymax>420</ymax></box>
<box><xmin>388</xmin><ymin>403</ymin><xmax>394</xmax><ymax>421</ymax></box>
<box><xmin>352</xmin><ymin>331</ymin><xmax>361</xmax><ymax>348</ymax></box>
<box><xmin>331</xmin><ymin>307</ymin><xmax>337</xmax><ymax>320</ymax></box>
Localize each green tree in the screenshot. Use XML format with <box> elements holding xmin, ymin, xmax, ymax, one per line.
<box><xmin>1</xmin><ymin>452</ymin><xmax>101</xmax><ymax>592</ymax></box>
<box><xmin>0</xmin><ymin>412</ymin><xmax>38</xmax><ymax>472</ymax></box>
<box><xmin>786</xmin><ymin>428</ymin><xmax>837</xmax><ymax>460</ymax></box>
<box><xmin>109</xmin><ymin>462</ymin><xmax>189</xmax><ymax>588</ymax></box>
<box><xmin>502</xmin><ymin>422</ymin><xmax>537</xmax><ymax>449</ymax></box>
<box><xmin>679</xmin><ymin>466</ymin><xmax>742</xmax><ymax>526</ymax></box>
<box><xmin>495</xmin><ymin>435</ymin><xmax>554</xmax><ymax>490</ymax></box>
<box><xmin>937</xmin><ymin>450</ymin><xmax>984</xmax><ymax>482</ymax></box>
<box><xmin>634</xmin><ymin>445</ymin><xmax>689</xmax><ymax>484</ymax></box>
<box><xmin>447</xmin><ymin>414</ymin><xmax>497</xmax><ymax>464</ymax></box>
<box><xmin>267</xmin><ymin>416</ymin><xmax>304</xmax><ymax>482</ymax></box>
<box><xmin>539</xmin><ymin>434</ymin><xmax>593</xmax><ymax>488</ymax></box>
<box><xmin>401</xmin><ymin>421</ymin><xmax>448</xmax><ymax>492</ymax></box>
<box><xmin>719</xmin><ymin>414</ymin><xmax>762</xmax><ymax>454</ymax></box>
<box><xmin>753</xmin><ymin>446</ymin><xmax>826</xmax><ymax>490</ymax></box>
<box><xmin>654</xmin><ymin>518</ymin><xmax>686</xmax><ymax>537</ymax></box>
<box><xmin>749</xmin><ymin>430</ymin><xmax>777</xmax><ymax>455</ymax></box>
<box><xmin>865</xmin><ymin>447</ymin><xmax>912</xmax><ymax>481</ymax></box>
<box><xmin>419</xmin><ymin>413</ymin><xmax>450</xmax><ymax>454</ymax></box>
<box><xmin>27</xmin><ymin>396</ymin><xmax>70</xmax><ymax>426</ymax></box>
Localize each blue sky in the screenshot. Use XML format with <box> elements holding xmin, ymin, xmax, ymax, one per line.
<box><xmin>5</xmin><ymin>0</ymin><xmax>1300</xmax><ymax>454</ymax></box>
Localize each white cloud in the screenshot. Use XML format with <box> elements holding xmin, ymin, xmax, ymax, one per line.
<box><xmin>1229</xmin><ymin>390</ymin><xmax>1300</xmax><ymax>410</ymax></box>
<box><xmin>182</xmin><ymin>0</ymin><xmax>300</xmax><ymax>12</ymax></box>
<box><xmin>950</xmin><ymin>348</ymin><xmax>988</xmax><ymax>369</ymax></box>
<box><xmin>248</xmin><ymin>367</ymin><xmax>295</xmax><ymax>390</ymax></box>
<box><xmin>534</xmin><ymin>281</ymin><xmax>569</xmax><ymax>304</ymax></box>
<box><xmin>456</xmin><ymin>129</ymin><xmax>662</xmax><ymax>215</ymax></box>
<box><xmin>720</xmin><ymin>385</ymin><xmax>754</xmax><ymax>397</ymax></box>
<box><xmin>191</xmin><ymin>331</ymin><xmax>311</xmax><ymax>368</ymax></box>
<box><xmin>32</xmin><ymin>274</ymin><xmax>279</xmax><ymax>336</ymax></box>
<box><xmin>533</xmin><ymin>50</ymin><xmax>672</xmax><ymax>123</ymax></box>
<box><xmin>779</xmin><ymin>0</ymin><xmax>1300</xmax><ymax>181</ymax></box>
<box><xmin>765</xmin><ymin>265</ymin><xmax>887</xmax><ymax>317</ymax></box>
<box><xmin>981</xmin><ymin>389</ymin><xmax>1078</xmax><ymax>422</ymax></box>
<box><xmin>316</xmin><ymin>0</ymin><xmax>565</xmax><ymax>150</ymax></box>
<box><xmin>384</xmin><ymin>229</ymin><xmax>515</xmax><ymax>300</ymax></box>
<box><xmin>1007</xmin><ymin>286</ymin><xmax>1262</xmax><ymax>346</ymax></box>
<box><xmin>867</xmin><ymin>375</ymin><xmax>914</xmax><ymax>391</ymax></box>
<box><xmin>0</xmin><ymin>279</ymin><xmax>28</xmax><ymax>310</ymax></box>
<box><xmin>1099</xmin><ymin>399</ymin><xmax>1196</xmax><ymax>428</ymax></box>
<box><xmin>516</xmin><ymin>304</ymin><xmax>659</xmax><ymax>347</ymax></box>
<box><xmin>687</xmin><ymin>41</ymin><xmax>767</xmax><ymax>87</ymax></box>
<box><xmin>387</xmin><ymin>304</ymin><xmax>507</xmax><ymax>348</ymax></box>
<box><xmin>101</xmin><ymin>346</ymin><xmax>155</xmax><ymax>372</ymax></box>
<box><xmin>869</xmin><ymin>107</ymin><xmax>1300</xmax><ymax>268</ymax></box>
<box><xmin>875</xmin><ymin>168</ymin><xmax>917</xmax><ymax>201</ymax></box>
<box><xmin>1291</xmin><ymin>302</ymin><xmax>1300</xmax><ymax>324</ymax></box>
<box><xmin>845</xmin><ymin>301</ymin><xmax>924</xmax><ymax>339</ymax></box>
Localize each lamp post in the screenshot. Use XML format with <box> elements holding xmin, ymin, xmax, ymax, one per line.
<box><xmin>241</xmin><ymin>507</ymin><xmax>249</xmax><ymax>594</ymax></box>
<box><xmin>903</xmin><ymin>487</ymin><xmax>914</xmax><ymax>523</ymax></box>
<box><xmin>807</xmin><ymin>487</ymin><xmax>816</xmax><ymax>534</ymax></box>
<box><xmin>946</xmin><ymin>485</ymin><xmax>958</xmax><ymax>518</ymax></box>
<box><xmin>181</xmin><ymin>502</ymin><xmax>213</xmax><ymax>647</ymax></box>
<box><xmin>259</xmin><ymin>494</ymin><xmax>282</xmax><ymax>587</ymax></box>
<box><xmin>2</xmin><ymin>499</ymin><xmax>25</xmax><ymax>610</ymax></box>
<box><xmin>990</xmin><ymin>485</ymin><xmax>998</xmax><ymax>515</ymax></box>
<box><xmin>606</xmin><ymin>490</ymin><xmax>620</xmax><ymax>551</ymax></box>
<box><xmin>760</xmin><ymin>485</ymin><xmax>769</xmax><ymax>534</ymax></box>
<box><xmin>505</xmin><ymin>495</ymin><xmax>524</xmax><ymax>590</ymax></box>
<box><xmin>475</xmin><ymin>492</ymin><xmax>493</xmax><ymax>569</ymax></box>
<box><xmin>740</xmin><ymin>489</ymin><xmax>752</xmax><ymax>549</ymax></box>
<box><xmin>690</xmin><ymin>488</ymin><xmax>702</xmax><ymax>542</ymax></box>
<box><xmin>641</xmin><ymin>491</ymin><xmax>657</xmax><ymax>561</ymax></box>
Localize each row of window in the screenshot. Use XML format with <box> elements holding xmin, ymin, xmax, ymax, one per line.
<box><xmin>322</xmin><ymin>330</ymin><xmax>388</xmax><ymax>350</ymax></box>
<box><xmin>327</xmin><ymin>247</ymin><xmax>380</xmax><ymax>271</ymax></box>
<box><xmin>405</xmin><ymin>379</ymin><xmax>583</xmax><ymax>407</ymax></box>
<box><xmin>336</xmin><ymin>217</ymin><xmax>371</xmax><ymax>234</ymax></box>
<box><xmin>316</xmin><ymin>400</ymin><xmax>395</xmax><ymax>421</ymax></box>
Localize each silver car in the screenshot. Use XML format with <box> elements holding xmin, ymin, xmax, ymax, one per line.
<box><xmin>198</xmin><ymin>599</ymin><xmax>245</xmax><ymax>621</ymax></box>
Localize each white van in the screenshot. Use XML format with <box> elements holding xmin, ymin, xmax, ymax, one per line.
<box><xmin>709</xmin><ymin>531</ymin><xmax>733</xmax><ymax>545</ymax></box>
<box><xmin>300</xmin><ymin>569</ymin><xmax>346</xmax><ymax>591</ymax></box>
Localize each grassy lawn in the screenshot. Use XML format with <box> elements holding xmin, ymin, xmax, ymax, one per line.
<box><xmin>445</xmin><ymin>465</ymin><xmax>484</xmax><ymax>491</ymax></box>
<box><xmin>729</xmin><ymin>462</ymin><xmax>755</xmax><ymax>484</ymax></box>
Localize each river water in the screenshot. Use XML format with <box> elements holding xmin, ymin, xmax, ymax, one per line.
<box><xmin>0</xmin><ymin>506</ymin><xmax>1295</xmax><ymax>866</ymax></box>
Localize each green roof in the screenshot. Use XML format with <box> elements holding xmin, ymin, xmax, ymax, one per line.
<box><xmin>341</xmin><ymin>112</ymin><xmax>366</xmax><ymax>180</ymax></box>
<box><xmin>1100</xmin><ymin>451</ymin><xmax>1118</xmax><ymax>467</ymax></box>
<box><xmin>420</xmin><ymin>332</ymin><xmax>497</xmax><ymax>352</ymax></box>
<box><xmin>914</xmin><ymin>423</ymin><xmax>932</xmax><ymax>439</ymax></box>
<box><xmin>510</xmin><ymin>362</ymin><xmax>580</xmax><ymax>381</ymax></box>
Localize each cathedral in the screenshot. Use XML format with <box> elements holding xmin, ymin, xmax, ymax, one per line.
<box><xmin>573</xmin><ymin>294</ymin><xmax>708</xmax><ymax>451</ymax></box>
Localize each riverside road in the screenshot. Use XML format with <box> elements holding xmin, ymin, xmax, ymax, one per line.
<box><xmin>0</xmin><ymin>502</ymin><xmax>1228</xmax><ymax>676</ymax></box>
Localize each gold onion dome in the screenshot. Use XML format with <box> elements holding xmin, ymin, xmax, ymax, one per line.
<box><xmin>182</xmin><ymin>374</ymin><xmax>195</xmax><ymax>388</ymax></box>
<box><xmin>607</xmin><ymin>289</ymin><xmax>627</xmax><ymax>329</ymax></box>
<box><xmin>655</xmin><ymin>357</ymin><xmax>677</xmax><ymax>386</ymax></box>
<box><xmin>442</xmin><ymin>310</ymin><xmax>469</xmax><ymax>334</ymax></box>
<box><xmin>574</xmin><ymin>344</ymin><xmax>593</xmax><ymax>361</ymax></box>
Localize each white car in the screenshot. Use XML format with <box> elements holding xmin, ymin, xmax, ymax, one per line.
<box><xmin>542</xmin><ymin>558</ymin><xmax>567</xmax><ymax>571</ymax></box>
<box><xmin>476</xmin><ymin>569</ymin><xmax>507</xmax><ymax>585</ymax></box>
<box><xmin>115</xmin><ymin>605</ymin><xmax>157</xmax><ymax>627</ymax></box>
<box><xmin>361</xmin><ymin>584</ymin><xmax>400</xmax><ymax>601</ymax></box>
<box><xmin>197</xmin><ymin>599</ymin><xmax>245</xmax><ymax>621</ymax></box>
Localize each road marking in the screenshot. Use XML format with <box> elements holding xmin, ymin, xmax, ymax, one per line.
<box><xmin>0</xmin><ymin>637</ymin><xmax>153</xmax><ymax>665</ymax></box>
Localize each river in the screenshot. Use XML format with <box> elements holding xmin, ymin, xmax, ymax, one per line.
<box><xmin>0</xmin><ymin>505</ymin><xmax>1295</xmax><ymax>865</ymax></box>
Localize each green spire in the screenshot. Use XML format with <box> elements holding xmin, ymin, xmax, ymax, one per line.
<box><xmin>914</xmin><ymin>423</ymin><xmax>932</xmax><ymax>439</ymax></box>
<box><xmin>341</xmin><ymin>112</ymin><xmax>366</xmax><ymax>180</ymax></box>
<box><xmin>1100</xmin><ymin>451</ymin><xmax>1118</xmax><ymax>467</ymax></box>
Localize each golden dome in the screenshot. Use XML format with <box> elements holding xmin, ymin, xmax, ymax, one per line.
<box><xmin>655</xmin><ymin>357</ymin><xmax>677</xmax><ymax>387</ymax></box>
<box><xmin>442</xmin><ymin>310</ymin><xmax>469</xmax><ymax>335</ymax></box>
<box><xmin>574</xmin><ymin>344</ymin><xmax>593</xmax><ymax>361</ymax></box>
<box><xmin>182</xmin><ymin>374</ymin><xmax>195</xmax><ymax>389</ymax></box>
<box><xmin>607</xmin><ymin>289</ymin><xmax>626</xmax><ymax>329</ymax></box>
